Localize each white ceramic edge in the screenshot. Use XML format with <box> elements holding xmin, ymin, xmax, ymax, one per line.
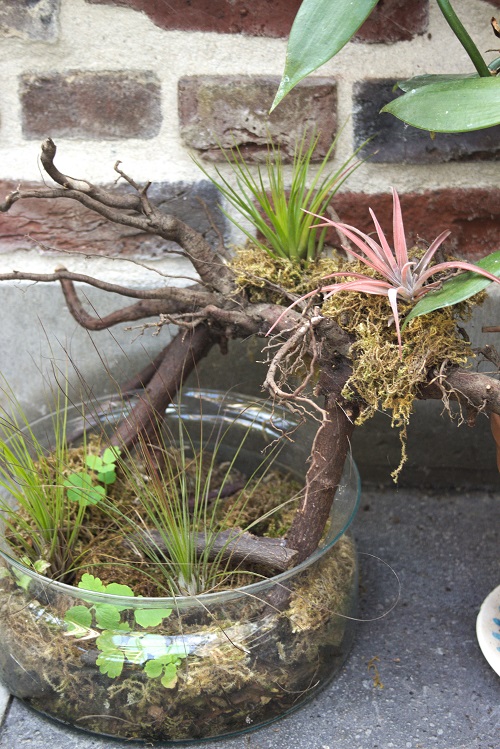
<box><xmin>0</xmin><ymin>682</ymin><xmax>9</xmax><ymax>720</ymax></box>
<box><xmin>476</xmin><ymin>584</ymin><xmax>500</xmax><ymax>677</ymax></box>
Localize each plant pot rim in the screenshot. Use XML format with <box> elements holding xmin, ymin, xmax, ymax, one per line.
<box><xmin>0</xmin><ymin>388</ymin><xmax>361</xmax><ymax>607</ymax></box>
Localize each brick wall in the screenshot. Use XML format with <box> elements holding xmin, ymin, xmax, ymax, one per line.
<box><xmin>1</xmin><ymin>0</ymin><xmax>499</xmax><ymax>264</ymax></box>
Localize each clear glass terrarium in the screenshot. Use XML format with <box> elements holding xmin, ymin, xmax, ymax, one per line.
<box><xmin>0</xmin><ymin>390</ymin><xmax>360</xmax><ymax>742</ymax></box>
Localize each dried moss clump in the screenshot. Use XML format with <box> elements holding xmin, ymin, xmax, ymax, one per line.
<box><xmin>287</xmin><ymin>534</ymin><xmax>356</xmax><ymax>634</ymax></box>
<box><xmin>321</xmin><ymin>263</ymin><xmax>483</xmax><ymax>477</ymax></box>
<box><xmin>233</xmin><ymin>247</ymin><xmax>484</xmax><ymax>479</ymax></box>
<box><xmin>231</xmin><ymin>244</ymin><xmax>336</xmax><ymax>304</ymax></box>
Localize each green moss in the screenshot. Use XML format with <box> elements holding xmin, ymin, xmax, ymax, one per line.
<box><xmin>230</xmin><ymin>244</ymin><xmax>337</xmax><ymax>304</ymax></box>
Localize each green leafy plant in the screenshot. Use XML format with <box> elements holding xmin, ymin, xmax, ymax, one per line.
<box><xmin>197</xmin><ymin>133</ymin><xmax>362</xmax><ymax>262</ymax></box>
<box><xmin>64</xmin><ymin>573</ymin><xmax>186</xmax><ymax>687</ymax></box>
<box><xmin>63</xmin><ymin>446</ymin><xmax>120</xmax><ymax>507</ymax></box>
<box><xmin>272</xmin><ymin>0</ymin><xmax>500</xmax><ymax>133</ymax></box>
<box><xmin>86</xmin><ymin>447</ymin><xmax>121</xmax><ymax>484</ymax></box>
<box><xmin>269</xmin><ymin>189</ymin><xmax>500</xmax><ymax>355</ymax></box>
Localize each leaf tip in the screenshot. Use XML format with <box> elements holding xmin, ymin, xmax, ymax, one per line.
<box><xmin>270</xmin><ymin>74</ymin><xmax>293</xmax><ymax>114</ymax></box>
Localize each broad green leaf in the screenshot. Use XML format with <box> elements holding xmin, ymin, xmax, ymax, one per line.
<box><xmin>64</xmin><ymin>472</ymin><xmax>104</xmax><ymax>506</ymax></box>
<box><xmin>96</xmin><ymin>651</ymin><xmax>124</xmax><ymax>678</ymax></box>
<box><xmin>13</xmin><ymin>569</ymin><xmax>31</xmax><ymax>591</ymax></box>
<box><xmin>33</xmin><ymin>559</ymin><xmax>51</xmax><ymax>574</ymax></box>
<box><xmin>134</xmin><ymin>608</ymin><xmax>172</xmax><ymax>628</ymax></box>
<box><xmin>144</xmin><ymin>658</ymin><xmax>164</xmax><ymax>679</ymax></box>
<box><xmin>160</xmin><ymin>663</ymin><xmax>178</xmax><ymax>689</ymax></box>
<box><xmin>98</xmin><ymin>581</ymin><xmax>135</xmax><ymax>611</ymax></box>
<box><xmin>403</xmin><ymin>251</ymin><xmax>500</xmax><ymax>327</ymax></box>
<box><xmin>105</xmin><ymin>582</ymin><xmax>135</xmax><ymax>597</ymax></box>
<box><xmin>94</xmin><ymin>603</ymin><xmax>122</xmax><ymax>630</ymax></box>
<box><xmin>85</xmin><ymin>454</ymin><xmax>103</xmax><ymax>471</ymax></box>
<box><xmin>382</xmin><ymin>76</ymin><xmax>500</xmax><ymax>132</ymax></box>
<box><xmin>87</xmin><ymin>484</ymin><xmax>105</xmax><ymax>504</ymax></box>
<box><xmin>78</xmin><ymin>573</ymin><xmax>107</xmax><ymax>593</ymax></box>
<box><xmin>271</xmin><ymin>0</ymin><xmax>379</xmax><ymax>111</ymax></box>
<box><xmin>102</xmin><ymin>447</ymin><xmax>120</xmax><ymax>463</ymax></box>
<box><xmin>96</xmin><ymin>466</ymin><xmax>116</xmax><ymax>485</ymax></box>
<box><xmin>96</xmin><ymin>630</ymin><xmax>116</xmax><ymax>651</ymax></box>
<box><xmin>64</xmin><ymin>605</ymin><xmax>92</xmax><ymax>631</ymax></box>
<box><xmin>397</xmin><ymin>73</ymin><xmax>477</xmax><ymax>93</ymax></box>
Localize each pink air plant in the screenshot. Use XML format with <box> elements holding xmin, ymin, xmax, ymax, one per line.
<box><xmin>269</xmin><ymin>188</ymin><xmax>500</xmax><ymax>357</ymax></box>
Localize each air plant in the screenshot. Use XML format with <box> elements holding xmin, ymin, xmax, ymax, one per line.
<box><xmin>270</xmin><ymin>188</ymin><xmax>500</xmax><ymax>356</ymax></box>
<box><xmin>0</xmin><ymin>387</ymin><xmax>89</xmax><ymax>581</ymax></box>
<box><xmin>197</xmin><ymin>132</ymin><xmax>363</xmax><ymax>263</ymax></box>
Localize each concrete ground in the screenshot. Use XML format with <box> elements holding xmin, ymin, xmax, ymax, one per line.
<box><xmin>0</xmin><ymin>485</ymin><xmax>498</xmax><ymax>749</ymax></box>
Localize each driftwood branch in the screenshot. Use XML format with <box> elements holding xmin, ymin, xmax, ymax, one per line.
<box><xmin>0</xmin><ymin>267</ymin><xmax>206</xmax><ymax>301</ymax></box>
<box><xmin>132</xmin><ymin>527</ymin><xmax>298</xmax><ymax>574</ymax></box>
<box><xmin>2</xmin><ymin>139</ymin><xmax>236</xmax><ymax>295</ymax></box>
<box><xmin>420</xmin><ymin>367</ymin><xmax>500</xmax><ymax>415</ymax></box>
<box><xmin>59</xmin><ymin>277</ymin><xmax>218</xmax><ymax>330</ymax></box>
<box><xmin>285</xmin><ymin>361</ymin><xmax>359</xmax><ymax>563</ymax></box>
<box><xmin>111</xmin><ymin>325</ymin><xmax>215</xmax><ymax>448</ymax></box>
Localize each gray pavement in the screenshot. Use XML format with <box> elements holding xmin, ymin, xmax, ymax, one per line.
<box><xmin>0</xmin><ymin>486</ymin><xmax>499</xmax><ymax>749</ymax></box>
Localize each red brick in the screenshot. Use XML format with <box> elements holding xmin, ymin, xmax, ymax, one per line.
<box><xmin>85</xmin><ymin>0</ymin><xmax>301</xmax><ymax>37</ymax></box>
<box><xmin>355</xmin><ymin>0</ymin><xmax>428</xmax><ymax>43</ymax></box>
<box><xmin>0</xmin><ymin>0</ymin><xmax>59</xmax><ymax>41</ymax></box>
<box><xmin>332</xmin><ymin>190</ymin><xmax>500</xmax><ymax>259</ymax></box>
<box><xmin>20</xmin><ymin>72</ymin><xmax>161</xmax><ymax>140</ymax></box>
<box><xmin>178</xmin><ymin>76</ymin><xmax>337</xmax><ymax>163</ymax></box>
<box><xmin>87</xmin><ymin>0</ymin><xmax>429</xmax><ymax>43</ymax></box>
<box><xmin>0</xmin><ymin>180</ymin><xmax>225</xmax><ymax>257</ymax></box>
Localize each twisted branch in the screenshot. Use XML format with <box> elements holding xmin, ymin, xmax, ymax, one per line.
<box><xmin>2</xmin><ymin>139</ymin><xmax>236</xmax><ymax>296</ymax></box>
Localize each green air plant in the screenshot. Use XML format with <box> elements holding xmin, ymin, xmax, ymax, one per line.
<box><xmin>197</xmin><ymin>133</ymin><xmax>362</xmax><ymax>263</ymax></box>
<box><xmin>269</xmin><ymin>188</ymin><xmax>500</xmax><ymax>356</ymax></box>
<box><xmin>110</xmin><ymin>402</ymin><xmax>291</xmax><ymax>597</ymax></box>
<box><xmin>0</xmin><ymin>389</ymin><xmax>88</xmax><ymax>581</ymax></box>
<box><xmin>272</xmin><ymin>0</ymin><xmax>500</xmax><ymax>133</ymax></box>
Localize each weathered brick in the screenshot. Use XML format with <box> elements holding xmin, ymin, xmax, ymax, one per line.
<box><xmin>20</xmin><ymin>72</ymin><xmax>162</xmax><ymax>140</ymax></box>
<box><xmin>87</xmin><ymin>0</ymin><xmax>428</xmax><ymax>43</ymax></box>
<box><xmin>0</xmin><ymin>0</ymin><xmax>59</xmax><ymax>42</ymax></box>
<box><xmin>178</xmin><ymin>76</ymin><xmax>337</xmax><ymax>162</ymax></box>
<box><xmin>0</xmin><ymin>180</ymin><xmax>226</xmax><ymax>257</ymax></box>
<box><xmin>85</xmin><ymin>0</ymin><xmax>301</xmax><ymax>37</ymax></box>
<box><xmin>355</xmin><ymin>0</ymin><xmax>429</xmax><ymax>43</ymax></box>
<box><xmin>332</xmin><ymin>189</ymin><xmax>500</xmax><ymax>259</ymax></box>
<box><xmin>353</xmin><ymin>80</ymin><xmax>500</xmax><ymax>163</ymax></box>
